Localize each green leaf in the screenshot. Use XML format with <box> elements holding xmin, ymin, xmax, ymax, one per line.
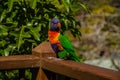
<box><xmin>30</xmin><ymin>0</ymin><xmax>37</xmax><ymax>9</ymax></box>
<box><xmin>62</xmin><ymin>0</ymin><xmax>70</xmax><ymax>12</ymax></box>
<box><xmin>17</xmin><ymin>25</ymin><xmax>25</xmax><ymax>50</ymax></box>
<box><xmin>29</xmin><ymin>27</ymin><xmax>40</xmax><ymax>41</ymax></box>
<box><xmin>70</xmin><ymin>3</ymin><xmax>82</xmax><ymax>14</ymax></box>
<box><xmin>27</xmin><ymin>39</ymin><xmax>37</xmax><ymax>46</ymax></box>
<box><xmin>64</xmin><ymin>19</ymin><xmax>68</xmax><ymax>29</ymax></box>
<box><xmin>9</xmin><ymin>31</ymin><xmax>19</xmax><ymax>37</ymax></box>
<box><xmin>0</xmin><ymin>50</ymin><xmax>4</xmax><ymax>56</ymax></box>
<box><xmin>0</xmin><ymin>40</ymin><xmax>6</xmax><ymax>47</ymax></box>
<box><xmin>8</xmin><ymin>44</ymin><xmax>16</xmax><ymax>55</ymax></box>
<box><xmin>3</xmin><ymin>44</ymin><xmax>16</xmax><ymax>56</ymax></box>
<box><xmin>8</xmin><ymin>0</ymin><xmax>14</xmax><ymax>12</ymax></box>
<box><xmin>0</xmin><ymin>25</ymin><xmax>8</xmax><ymax>36</ymax></box>
<box><xmin>79</xmin><ymin>3</ymin><xmax>89</xmax><ymax>12</ymax></box>
<box><xmin>11</xmin><ymin>10</ymin><xmax>17</xmax><ymax>18</ymax></box>
<box><xmin>0</xmin><ymin>10</ymin><xmax>7</xmax><ymax>22</ymax></box>
<box><xmin>72</xmin><ymin>20</ymin><xmax>76</xmax><ymax>28</ymax></box>
<box><xmin>22</xmin><ymin>32</ymin><xmax>31</xmax><ymax>38</ymax></box>
<box><xmin>4</xmin><ymin>48</ymin><xmax>10</xmax><ymax>56</ymax></box>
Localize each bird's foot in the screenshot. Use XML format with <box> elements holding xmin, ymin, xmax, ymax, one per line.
<box><xmin>47</xmin><ymin>57</ymin><xmax>63</xmax><ymax>61</ymax></box>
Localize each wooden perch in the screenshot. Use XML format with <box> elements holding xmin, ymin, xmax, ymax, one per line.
<box><xmin>42</xmin><ymin>58</ymin><xmax>120</xmax><ymax>80</ymax></box>
<box><xmin>0</xmin><ymin>42</ymin><xmax>119</xmax><ymax>80</ymax></box>
<box><xmin>0</xmin><ymin>55</ymin><xmax>40</xmax><ymax>70</ymax></box>
<box><xmin>33</xmin><ymin>42</ymin><xmax>120</xmax><ymax>80</ymax></box>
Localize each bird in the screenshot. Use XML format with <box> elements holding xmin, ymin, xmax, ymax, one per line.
<box><xmin>48</xmin><ymin>18</ymin><xmax>81</xmax><ymax>62</ymax></box>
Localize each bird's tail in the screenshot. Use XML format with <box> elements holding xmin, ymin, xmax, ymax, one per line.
<box><xmin>70</xmin><ymin>52</ymin><xmax>84</xmax><ymax>62</ymax></box>
<box><xmin>71</xmin><ymin>55</ymin><xmax>80</xmax><ymax>62</ymax></box>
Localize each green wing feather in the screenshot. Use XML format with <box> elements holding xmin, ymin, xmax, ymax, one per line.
<box><xmin>58</xmin><ymin>34</ymin><xmax>80</xmax><ymax>62</ymax></box>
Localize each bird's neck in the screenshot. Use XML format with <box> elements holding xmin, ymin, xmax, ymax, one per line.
<box><xmin>50</xmin><ymin>27</ymin><xmax>60</xmax><ymax>32</ymax></box>
<box><xmin>48</xmin><ymin>30</ymin><xmax>60</xmax><ymax>44</ymax></box>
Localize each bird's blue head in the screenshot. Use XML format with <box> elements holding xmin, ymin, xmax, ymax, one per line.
<box><xmin>50</xmin><ymin>18</ymin><xmax>61</xmax><ymax>31</ymax></box>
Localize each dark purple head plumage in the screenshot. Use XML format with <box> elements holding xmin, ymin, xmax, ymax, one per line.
<box><xmin>50</xmin><ymin>18</ymin><xmax>61</xmax><ymax>31</ymax></box>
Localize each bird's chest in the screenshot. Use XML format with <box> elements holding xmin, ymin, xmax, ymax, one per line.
<box><xmin>48</xmin><ymin>31</ymin><xmax>64</xmax><ymax>51</ymax></box>
<box><xmin>48</xmin><ymin>31</ymin><xmax>60</xmax><ymax>44</ymax></box>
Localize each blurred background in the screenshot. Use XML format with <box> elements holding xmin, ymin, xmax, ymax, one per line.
<box><xmin>69</xmin><ymin>0</ymin><xmax>120</xmax><ymax>71</ymax></box>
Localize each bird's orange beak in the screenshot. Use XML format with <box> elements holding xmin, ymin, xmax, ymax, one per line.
<box><xmin>57</xmin><ymin>22</ymin><xmax>61</xmax><ymax>28</ymax></box>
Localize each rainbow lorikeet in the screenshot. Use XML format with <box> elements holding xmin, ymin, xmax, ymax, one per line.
<box><xmin>48</xmin><ymin>18</ymin><xmax>81</xmax><ymax>62</ymax></box>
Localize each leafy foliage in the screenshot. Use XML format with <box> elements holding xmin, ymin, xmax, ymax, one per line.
<box><xmin>0</xmin><ymin>0</ymin><xmax>88</xmax><ymax>56</ymax></box>
<box><xmin>0</xmin><ymin>0</ymin><xmax>89</xmax><ymax>79</ymax></box>
<box><xmin>0</xmin><ymin>70</ymin><xmax>19</xmax><ymax>80</ymax></box>
<box><xmin>50</xmin><ymin>0</ymin><xmax>89</xmax><ymax>14</ymax></box>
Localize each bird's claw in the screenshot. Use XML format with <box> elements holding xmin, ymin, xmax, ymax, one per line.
<box><xmin>47</xmin><ymin>57</ymin><xmax>63</xmax><ymax>61</ymax></box>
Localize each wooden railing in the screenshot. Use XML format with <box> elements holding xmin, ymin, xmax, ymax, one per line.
<box><xmin>0</xmin><ymin>42</ymin><xmax>120</xmax><ymax>80</ymax></box>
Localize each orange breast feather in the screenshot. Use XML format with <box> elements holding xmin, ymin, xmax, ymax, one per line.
<box><xmin>48</xmin><ymin>31</ymin><xmax>63</xmax><ymax>50</ymax></box>
<box><xmin>48</xmin><ymin>31</ymin><xmax>60</xmax><ymax>44</ymax></box>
